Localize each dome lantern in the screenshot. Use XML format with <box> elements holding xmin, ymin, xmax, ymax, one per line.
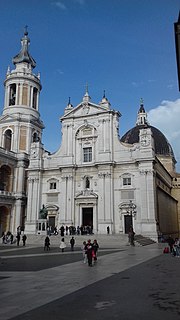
<box><xmin>12</xmin><ymin>26</ymin><xmax>36</xmax><ymax>69</ymax></box>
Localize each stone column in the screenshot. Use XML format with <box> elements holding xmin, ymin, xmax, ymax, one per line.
<box><xmin>25</xmin><ymin>177</ymin><xmax>40</xmax><ymax>234</ymax></box>
<box><xmin>36</xmin><ymin>90</ymin><xmax>40</xmax><ymax>110</ymax></box>
<box><xmin>16</xmin><ymin>161</ymin><xmax>25</xmax><ymax>193</ymax></box>
<box><xmin>15</xmin><ymin>84</ymin><xmax>19</xmax><ymax>105</ymax></box>
<box><xmin>15</xmin><ymin>198</ymin><xmax>23</xmax><ymax>231</ymax></box>
<box><xmin>5</xmin><ymin>85</ymin><xmax>10</xmax><ymax>107</ymax></box>
<box><xmin>66</xmin><ymin>175</ymin><xmax>73</xmax><ymax>223</ymax></box>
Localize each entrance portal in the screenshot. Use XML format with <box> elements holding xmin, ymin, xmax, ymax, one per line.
<box><xmin>124</xmin><ymin>215</ymin><xmax>133</xmax><ymax>234</ymax></box>
<box><xmin>48</xmin><ymin>216</ymin><xmax>55</xmax><ymax>233</ymax></box>
<box><xmin>82</xmin><ymin>207</ymin><xmax>93</xmax><ymax>227</ymax></box>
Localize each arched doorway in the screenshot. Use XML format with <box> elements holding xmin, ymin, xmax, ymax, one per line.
<box><xmin>124</xmin><ymin>215</ymin><xmax>133</xmax><ymax>234</ymax></box>
<box><xmin>0</xmin><ymin>206</ymin><xmax>10</xmax><ymax>235</ymax></box>
<box><xmin>119</xmin><ymin>201</ymin><xmax>137</xmax><ymax>234</ymax></box>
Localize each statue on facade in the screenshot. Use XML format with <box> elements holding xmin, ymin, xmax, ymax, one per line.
<box><xmin>39</xmin><ymin>205</ymin><xmax>48</xmax><ymax>219</ymax></box>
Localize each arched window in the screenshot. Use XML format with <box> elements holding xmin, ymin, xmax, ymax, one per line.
<box><xmin>9</xmin><ymin>84</ymin><xmax>16</xmax><ymax>106</ymax></box>
<box><xmin>32</xmin><ymin>88</ymin><xmax>38</xmax><ymax>109</ymax></box>
<box><xmin>4</xmin><ymin>129</ymin><xmax>12</xmax><ymax>151</ymax></box>
<box><xmin>32</xmin><ymin>132</ymin><xmax>39</xmax><ymax>142</ymax></box>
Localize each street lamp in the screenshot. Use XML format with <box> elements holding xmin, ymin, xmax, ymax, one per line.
<box><xmin>126</xmin><ymin>200</ymin><xmax>137</xmax><ymax>217</ymax></box>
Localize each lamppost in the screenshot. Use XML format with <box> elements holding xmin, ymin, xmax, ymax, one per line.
<box><xmin>126</xmin><ymin>200</ymin><xmax>137</xmax><ymax>218</ymax></box>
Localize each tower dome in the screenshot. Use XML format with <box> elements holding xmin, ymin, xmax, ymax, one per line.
<box><xmin>120</xmin><ymin>101</ymin><xmax>176</xmax><ymax>169</ymax></box>
<box><xmin>12</xmin><ymin>27</ymin><xmax>36</xmax><ymax>68</ymax></box>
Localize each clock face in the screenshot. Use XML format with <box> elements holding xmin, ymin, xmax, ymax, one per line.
<box><xmin>141</xmin><ymin>135</ymin><xmax>150</xmax><ymax>146</ymax></box>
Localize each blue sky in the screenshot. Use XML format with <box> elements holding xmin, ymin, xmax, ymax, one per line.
<box><xmin>0</xmin><ymin>0</ymin><xmax>180</xmax><ymax>170</ymax></box>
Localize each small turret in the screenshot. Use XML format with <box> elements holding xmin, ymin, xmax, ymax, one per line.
<box><xmin>12</xmin><ymin>26</ymin><xmax>36</xmax><ymax>69</ymax></box>
<box><xmin>99</xmin><ymin>90</ymin><xmax>111</xmax><ymax>109</ymax></box>
<box><xmin>83</xmin><ymin>84</ymin><xmax>91</xmax><ymax>103</ymax></box>
<box><xmin>65</xmin><ymin>97</ymin><xmax>73</xmax><ymax>113</ymax></box>
<box><xmin>136</xmin><ymin>98</ymin><xmax>148</xmax><ymax>126</ymax></box>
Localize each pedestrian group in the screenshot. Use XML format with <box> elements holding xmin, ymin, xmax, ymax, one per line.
<box><xmin>166</xmin><ymin>235</ymin><xmax>180</xmax><ymax>257</ymax></box>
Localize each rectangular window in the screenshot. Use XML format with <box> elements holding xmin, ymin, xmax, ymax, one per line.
<box><xmin>123</xmin><ymin>177</ymin><xmax>131</xmax><ymax>186</ymax></box>
<box><xmin>50</xmin><ymin>182</ymin><xmax>56</xmax><ymax>190</ymax></box>
<box><xmin>83</xmin><ymin>147</ymin><xmax>92</xmax><ymax>162</ymax></box>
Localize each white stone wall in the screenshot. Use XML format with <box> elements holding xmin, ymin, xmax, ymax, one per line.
<box><xmin>25</xmin><ymin>99</ymin><xmax>159</xmax><ymax>238</ymax></box>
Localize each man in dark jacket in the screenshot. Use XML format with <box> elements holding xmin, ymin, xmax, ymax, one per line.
<box><xmin>70</xmin><ymin>237</ymin><xmax>75</xmax><ymax>251</ymax></box>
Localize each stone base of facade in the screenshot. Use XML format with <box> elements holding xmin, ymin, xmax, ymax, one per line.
<box><xmin>24</xmin><ymin>221</ymin><xmax>37</xmax><ymax>234</ymax></box>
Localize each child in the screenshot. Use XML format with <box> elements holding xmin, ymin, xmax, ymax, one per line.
<box><xmin>60</xmin><ymin>237</ymin><xmax>66</xmax><ymax>252</ymax></box>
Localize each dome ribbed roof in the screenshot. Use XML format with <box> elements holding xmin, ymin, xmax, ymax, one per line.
<box><xmin>121</xmin><ymin>124</ymin><xmax>175</xmax><ymax>160</ymax></box>
<box><xmin>13</xmin><ymin>29</ymin><xmax>36</xmax><ymax>68</ymax></box>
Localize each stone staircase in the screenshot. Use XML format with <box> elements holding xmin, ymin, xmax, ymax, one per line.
<box><xmin>22</xmin><ymin>233</ymin><xmax>129</xmax><ymax>248</ymax></box>
<box><xmin>134</xmin><ymin>234</ymin><xmax>157</xmax><ymax>246</ymax></box>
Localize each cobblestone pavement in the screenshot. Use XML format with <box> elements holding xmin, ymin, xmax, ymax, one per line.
<box><xmin>1</xmin><ymin>235</ymin><xmax>178</xmax><ymax>320</ymax></box>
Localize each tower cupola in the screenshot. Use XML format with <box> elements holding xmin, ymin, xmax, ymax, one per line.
<box><xmin>136</xmin><ymin>98</ymin><xmax>148</xmax><ymax>126</ymax></box>
<box><xmin>0</xmin><ymin>28</ymin><xmax>44</xmax><ymax>155</ymax></box>
<box><xmin>3</xmin><ymin>28</ymin><xmax>42</xmax><ymax>112</ymax></box>
<box><xmin>13</xmin><ymin>27</ymin><xmax>36</xmax><ymax>69</ymax></box>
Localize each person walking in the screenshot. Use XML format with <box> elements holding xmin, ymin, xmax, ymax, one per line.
<box><xmin>60</xmin><ymin>237</ymin><xmax>66</xmax><ymax>252</ymax></box>
<box><xmin>173</xmin><ymin>238</ymin><xmax>180</xmax><ymax>257</ymax></box>
<box><xmin>44</xmin><ymin>236</ymin><xmax>50</xmax><ymax>251</ymax></box>
<box><xmin>167</xmin><ymin>235</ymin><xmax>175</xmax><ymax>254</ymax></box>
<box><xmin>16</xmin><ymin>233</ymin><xmax>20</xmax><ymax>246</ymax></box>
<box><xmin>81</xmin><ymin>241</ymin><xmax>87</xmax><ymax>263</ymax></box>
<box><xmin>70</xmin><ymin>237</ymin><xmax>75</xmax><ymax>251</ymax></box>
<box><xmin>128</xmin><ymin>226</ymin><xmax>135</xmax><ymax>246</ymax></box>
<box><xmin>22</xmin><ymin>234</ymin><xmax>27</xmax><ymax>246</ymax></box>
<box><xmin>92</xmin><ymin>239</ymin><xmax>99</xmax><ymax>263</ymax></box>
<box><xmin>85</xmin><ymin>239</ymin><xmax>93</xmax><ymax>267</ymax></box>
<box><xmin>107</xmin><ymin>226</ymin><xmax>110</xmax><ymax>235</ymax></box>
<box><xmin>60</xmin><ymin>225</ymin><xmax>65</xmax><ymax>237</ymax></box>
<box><xmin>2</xmin><ymin>233</ymin><xmax>6</xmax><ymax>244</ymax></box>
<box><xmin>10</xmin><ymin>233</ymin><xmax>14</xmax><ymax>244</ymax></box>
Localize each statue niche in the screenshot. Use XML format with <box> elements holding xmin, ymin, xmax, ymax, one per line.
<box><xmin>39</xmin><ymin>205</ymin><xmax>48</xmax><ymax>219</ymax></box>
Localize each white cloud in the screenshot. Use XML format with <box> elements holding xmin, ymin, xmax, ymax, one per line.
<box><xmin>147</xmin><ymin>99</ymin><xmax>180</xmax><ymax>172</ymax></box>
<box><xmin>52</xmin><ymin>0</ymin><xmax>85</xmax><ymax>9</ymax></box>
<box><xmin>52</xmin><ymin>1</ymin><xmax>67</xmax><ymax>10</ymax></box>
<box><xmin>56</xmin><ymin>69</ymin><xmax>64</xmax><ymax>75</ymax></box>
<box><xmin>131</xmin><ymin>81</ymin><xmax>144</xmax><ymax>87</ymax></box>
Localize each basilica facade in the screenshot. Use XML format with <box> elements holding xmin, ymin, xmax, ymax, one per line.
<box><xmin>0</xmin><ymin>31</ymin><xmax>179</xmax><ymax>240</ymax></box>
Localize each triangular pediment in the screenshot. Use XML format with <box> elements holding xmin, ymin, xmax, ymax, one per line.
<box><xmin>0</xmin><ymin>114</ymin><xmax>17</xmax><ymax>123</ymax></box>
<box><xmin>61</xmin><ymin>102</ymin><xmax>109</xmax><ymax>120</ymax></box>
<box><xmin>75</xmin><ymin>190</ymin><xmax>98</xmax><ymax>199</ymax></box>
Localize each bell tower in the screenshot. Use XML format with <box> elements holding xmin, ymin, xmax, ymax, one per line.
<box><xmin>0</xmin><ymin>27</ymin><xmax>44</xmax><ymax>154</ymax></box>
